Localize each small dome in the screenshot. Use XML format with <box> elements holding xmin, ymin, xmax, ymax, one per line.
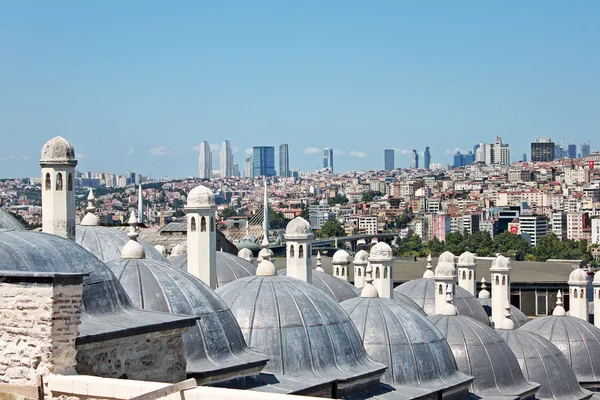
<box><xmin>171</xmin><ymin>252</ymin><xmax>256</xmax><ymax>288</ymax></box>
<box><xmin>341</xmin><ymin>296</ymin><xmax>472</xmax><ymax>393</ymax></box>
<box><xmin>491</xmin><ymin>255</ymin><xmax>511</xmax><ymax>271</ymax></box>
<box><xmin>256</xmin><ymin>258</ymin><xmax>276</xmax><ymax>276</ymax></box>
<box><xmin>0</xmin><ymin>208</ymin><xmax>26</xmax><ymax>231</ymax></box>
<box><xmin>171</xmin><ymin>243</ymin><xmax>186</xmax><ymax>258</ymax></box>
<box><xmin>237</xmin><ymin>248</ymin><xmax>254</xmax><ymax>262</ymax></box>
<box><xmin>457</xmin><ymin>251</ymin><xmax>476</xmax><ymax>266</ymax></box>
<box><xmin>438</xmin><ymin>251</ymin><xmax>456</xmax><ymax>264</ymax></box>
<box><xmin>284</xmin><ymin>216</ymin><xmax>312</xmax><ymax>238</ymax></box>
<box><xmin>107</xmin><ymin>257</ymin><xmax>268</xmax><ymax>379</ymax></box>
<box><xmin>258</xmin><ymin>247</ymin><xmax>274</xmax><ymax>260</ymax></box>
<box><xmin>569</xmin><ymin>268</ymin><xmax>588</xmax><ymax>284</ymax></box>
<box><xmin>521</xmin><ymin>315</ymin><xmax>600</xmax><ymax>385</ymax></box>
<box><xmin>186</xmin><ymin>185</ymin><xmax>215</xmax><ymax>207</ymax></box>
<box><xmin>395</xmin><ymin>278</ymin><xmax>491</xmax><ymax>325</ymax></box>
<box><xmin>215</xmin><ymin>274</ymin><xmax>385</xmax><ymax>386</ymax></box>
<box><xmin>434</xmin><ymin>261</ymin><xmax>455</xmax><ymax>278</ymax></box>
<box><xmin>353</xmin><ymin>250</ymin><xmax>369</xmax><ymax>264</ymax></box>
<box><xmin>428</xmin><ymin>314</ymin><xmax>539</xmax><ymax>398</ymax></box>
<box><xmin>40</xmin><ymin>136</ymin><xmax>76</xmax><ymax>163</ymax></box>
<box><xmin>477</xmin><ymin>298</ymin><xmax>529</xmax><ymax>328</ymax></box>
<box><xmin>498</xmin><ymin>329</ymin><xmax>592</xmax><ymax>400</ymax></box>
<box><xmin>594</xmin><ymin>270</ymin><xmax>600</xmax><ymax>284</ymax></box>
<box><xmin>278</xmin><ymin>269</ymin><xmax>358</xmax><ymax>303</ymax></box>
<box><xmin>369</xmin><ymin>242</ymin><xmax>392</xmax><ymax>260</ymax></box>
<box><xmin>332</xmin><ymin>249</ymin><xmax>351</xmax><ymax>264</ymax></box>
<box><xmin>154</xmin><ymin>245</ymin><xmax>167</xmax><ymax>257</ymax></box>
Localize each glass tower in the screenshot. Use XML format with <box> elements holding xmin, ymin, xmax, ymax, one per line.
<box><xmin>253</xmin><ymin>146</ymin><xmax>276</xmax><ymax>177</ymax></box>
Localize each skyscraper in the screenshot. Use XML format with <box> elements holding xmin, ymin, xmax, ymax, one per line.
<box><xmin>384</xmin><ymin>149</ymin><xmax>394</xmax><ymax>171</ymax></box>
<box><xmin>220</xmin><ymin>140</ymin><xmax>234</xmax><ymax>177</ymax></box>
<box><xmin>253</xmin><ymin>146</ymin><xmax>276</xmax><ymax>177</ymax></box>
<box><xmin>279</xmin><ymin>144</ymin><xmax>290</xmax><ymax>178</ymax></box>
<box><xmin>244</xmin><ymin>156</ymin><xmax>253</xmax><ymax>178</ymax></box>
<box><xmin>581</xmin><ymin>143</ymin><xmax>591</xmax><ymax>158</ymax></box>
<box><xmin>493</xmin><ymin>136</ymin><xmax>510</xmax><ymax>166</ymax></box>
<box><xmin>412</xmin><ymin>149</ymin><xmax>419</xmax><ymax>169</ymax></box>
<box><xmin>568</xmin><ymin>144</ymin><xmax>577</xmax><ymax>159</ymax></box>
<box><xmin>424</xmin><ymin>147</ymin><xmax>431</xmax><ymax>169</ymax></box>
<box><xmin>323</xmin><ymin>148</ymin><xmax>333</xmax><ymax>173</ymax></box>
<box><xmin>198</xmin><ymin>141</ymin><xmax>212</xmax><ymax>179</ymax></box>
<box><xmin>531</xmin><ymin>138</ymin><xmax>554</xmax><ymax>162</ymax></box>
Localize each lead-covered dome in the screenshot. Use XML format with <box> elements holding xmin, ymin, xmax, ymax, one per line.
<box><xmin>186</xmin><ymin>185</ymin><xmax>215</xmax><ymax>207</ymax></box>
<box><xmin>0</xmin><ymin>209</ymin><xmax>25</xmax><ymax>231</ymax></box>
<box><xmin>341</xmin><ymin>296</ymin><xmax>472</xmax><ymax>394</ymax></box>
<box><xmin>478</xmin><ymin>298</ymin><xmax>529</xmax><ymax>328</ymax></box>
<box><xmin>76</xmin><ymin>225</ymin><xmax>166</xmax><ymax>263</ymax></box>
<box><xmin>428</xmin><ymin>314</ymin><xmax>539</xmax><ymax>398</ymax></box>
<box><xmin>278</xmin><ymin>268</ymin><xmax>358</xmax><ymax>303</ymax></box>
<box><xmin>395</xmin><ymin>278</ymin><xmax>490</xmax><ymax>325</ymax></box>
<box><xmin>498</xmin><ymin>329</ymin><xmax>592</xmax><ymax>400</ymax></box>
<box><xmin>106</xmin><ymin>257</ymin><xmax>268</xmax><ymax>381</ymax></box>
<box><xmin>40</xmin><ymin>136</ymin><xmax>76</xmax><ymax>163</ymax></box>
<box><xmin>215</xmin><ymin>274</ymin><xmax>385</xmax><ymax>391</ymax></box>
<box><xmin>354</xmin><ymin>249</ymin><xmax>369</xmax><ymax>264</ymax></box>
<box><xmin>369</xmin><ymin>242</ymin><xmax>392</xmax><ymax>259</ymax></box>
<box><xmin>284</xmin><ymin>216</ymin><xmax>312</xmax><ymax>238</ymax></box>
<box><xmin>569</xmin><ymin>268</ymin><xmax>589</xmax><ymax>284</ymax></box>
<box><xmin>457</xmin><ymin>251</ymin><xmax>476</xmax><ymax>266</ymax></box>
<box><xmin>521</xmin><ymin>315</ymin><xmax>600</xmax><ymax>385</ymax></box>
<box><xmin>171</xmin><ymin>251</ymin><xmax>256</xmax><ymax>288</ymax></box>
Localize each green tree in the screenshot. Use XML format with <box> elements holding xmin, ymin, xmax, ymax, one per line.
<box><xmin>328</xmin><ymin>194</ymin><xmax>349</xmax><ymax>206</ymax></box>
<box><xmin>424</xmin><ymin>237</ymin><xmax>445</xmax><ymax>256</ymax></box>
<box><xmin>220</xmin><ymin>208</ymin><xmax>238</xmax><ymax>220</ymax></box>
<box><xmin>362</xmin><ymin>191</ymin><xmax>381</xmax><ymax>202</ymax></box>
<box><xmin>394</xmin><ymin>212</ymin><xmax>411</xmax><ymax>230</ymax></box>
<box><xmin>318</xmin><ymin>218</ymin><xmax>346</xmax><ymax>238</ymax></box>
<box><xmin>395</xmin><ymin>234</ymin><xmax>425</xmax><ymax>257</ymax></box>
<box><xmin>493</xmin><ymin>231</ymin><xmax>530</xmax><ymax>261</ymax></box>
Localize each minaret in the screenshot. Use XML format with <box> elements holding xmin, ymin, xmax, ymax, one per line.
<box><xmin>284</xmin><ymin>216</ymin><xmax>314</xmax><ymax>283</ymax></box>
<box><xmin>138</xmin><ymin>183</ymin><xmax>144</xmax><ymax>224</ymax></box>
<box><xmin>434</xmin><ymin>260</ymin><xmax>456</xmax><ymax>314</ymax></box>
<box><xmin>478</xmin><ymin>278</ymin><xmax>490</xmax><ymax>299</ymax></box>
<box><xmin>121</xmin><ymin>211</ymin><xmax>145</xmax><ymax>259</ymax></box>
<box><xmin>423</xmin><ymin>254</ymin><xmax>434</xmax><ymax>278</ymax></box>
<box><xmin>353</xmin><ymin>250</ymin><xmax>369</xmax><ymax>288</ymax></box>
<box><xmin>185</xmin><ymin>185</ymin><xmax>217</xmax><ymax>289</ymax></box>
<box><xmin>490</xmin><ymin>255</ymin><xmax>511</xmax><ymax>328</ymax></box>
<box><xmin>553</xmin><ymin>290</ymin><xmax>566</xmax><ymax>316</ymax></box>
<box><xmin>40</xmin><ymin>136</ymin><xmax>78</xmax><ymax>241</ymax></box>
<box><xmin>315</xmin><ymin>251</ymin><xmax>324</xmax><ymax>272</ymax></box>
<box><xmin>568</xmin><ymin>268</ymin><xmax>589</xmax><ymax>321</ymax></box>
<box><xmin>457</xmin><ymin>251</ymin><xmax>477</xmax><ymax>296</ymax></box>
<box><xmin>594</xmin><ymin>271</ymin><xmax>600</xmax><ymax>328</ymax></box>
<box><xmin>332</xmin><ymin>250</ymin><xmax>351</xmax><ymax>281</ymax></box>
<box><xmin>80</xmin><ymin>189</ymin><xmax>99</xmax><ymax>226</ymax></box>
<box><xmin>369</xmin><ymin>242</ymin><xmax>394</xmax><ymax>299</ymax></box>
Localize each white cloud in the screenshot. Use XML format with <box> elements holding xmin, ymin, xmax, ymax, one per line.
<box><xmin>350</xmin><ymin>150</ymin><xmax>367</xmax><ymax>158</ymax></box>
<box><xmin>233</xmin><ymin>146</ymin><xmax>239</xmax><ymax>154</ymax></box>
<box><xmin>126</xmin><ymin>149</ymin><xmax>135</xmax><ymax>156</ymax></box>
<box><xmin>245</xmin><ymin>148</ymin><xmax>253</xmax><ymax>155</ymax></box>
<box><xmin>303</xmin><ymin>147</ymin><xmax>320</xmax><ymax>154</ymax></box>
<box><xmin>191</xmin><ymin>145</ymin><xmax>200</xmax><ymax>152</ymax></box>
<box><xmin>149</xmin><ymin>145</ymin><xmax>181</xmax><ymax>157</ymax></box>
<box><xmin>445</xmin><ymin>148</ymin><xmax>466</xmax><ymax>155</ymax></box>
<box><xmin>210</xmin><ymin>143</ymin><xmax>221</xmax><ymax>152</ymax></box>
<box><xmin>333</xmin><ymin>149</ymin><xmax>347</xmax><ymax>156</ymax></box>
<box><xmin>393</xmin><ymin>148</ymin><xmax>412</xmax><ymax>155</ymax></box>
<box><xmin>21</xmin><ymin>155</ymin><xmax>30</xmax><ymax>160</ymax></box>
<box><xmin>78</xmin><ymin>153</ymin><xmax>90</xmax><ymax>160</ymax></box>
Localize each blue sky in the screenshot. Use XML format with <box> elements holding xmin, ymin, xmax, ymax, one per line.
<box><xmin>1</xmin><ymin>1</ymin><xmax>599</xmax><ymax>178</ymax></box>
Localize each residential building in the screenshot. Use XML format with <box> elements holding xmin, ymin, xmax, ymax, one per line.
<box><xmin>592</xmin><ymin>218</ymin><xmax>600</xmax><ymax>245</ymax></box>
<box><xmin>344</xmin><ymin>215</ymin><xmax>378</xmax><ymax>235</ymax></box>
<box><xmin>551</xmin><ymin>212</ymin><xmax>567</xmax><ymax>241</ymax></box>
<box><xmin>243</xmin><ymin>156</ymin><xmax>252</xmax><ymax>178</ymax></box>
<box><xmin>567</xmin><ymin>212</ymin><xmax>589</xmax><ymax>241</ymax></box>
<box><xmin>493</xmin><ymin>136</ymin><xmax>510</xmax><ymax>166</ymax></box>
<box><xmin>531</xmin><ymin>138</ymin><xmax>554</xmax><ymax>162</ymax></box>
<box><xmin>252</xmin><ymin>146</ymin><xmax>276</xmax><ymax>177</ymax></box>
<box><xmin>519</xmin><ymin>214</ymin><xmax>548</xmax><ymax>246</ymax></box>
<box><xmin>309</xmin><ymin>200</ymin><xmax>334</xmax><ymax>230</ymax></box>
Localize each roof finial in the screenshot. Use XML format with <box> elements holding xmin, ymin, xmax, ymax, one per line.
<box><xmin>442</xmin><ymin>284</ymin><xmax>457</xmax><ymax>316</ymax></box>
<box><xmin>360</xmin><ymin>265</ymin><xmax>379</xmax><ymax>298</ymax></box>
<box><xmin>553</xmin><ymin>290</ymin><xmax>566</xmax><ymax>316</ymax></box>
<box><xmin>315</xmin><ymin>251</ymin><xmax>324</xmax><ymax>272</ymax></box>
<box><xmin>478</xmin><ymin>277</ymin><xmax>490</xmax><ymax>299</ymax></box>
<box><xmin>501</xmin><ymin>303</ymin><xmax>515</xmax><ymax>330</ymax></box>
<box><xmin>121</xmin><ymin>210</ymin><xmax>145</xmax><ymax>259</ymax></box>
<box><xmin>80</xmin><ymin>188</ymin><xmax>99</xmax><ymax>226</ymax></box>
<box><xmin>262</xmin><ymin>180</ymin><xmax>269</xmax><ymax>247</ymax></box>
<box><xmin>423</xmin><ymin>253</ymin><xmax>434</xmax><ymax>278</ymax></box>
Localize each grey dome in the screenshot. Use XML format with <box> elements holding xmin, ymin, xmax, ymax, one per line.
<box><xmin>521</xmin><ymin>315</ymin><xmax>600</xmax><ymax>385</ymax></box>
<box><xmin>498</xmin><ymin>329</ymin><xmax>592</xmax><ymax>400</ymax></box>
<box><xmin>215</xmin><ymin>275</ymin><xmax>385</xmax><ymax>388</ymax></box>
<box><xmin>76</xmin><ymin>225</ymin><xmax>166</xmax><ymax>263</ymax></box>
<box><xmin>428</xmin><ymin>314</ymin><xmax>539</xmax><ymax>398</ymax></box>
<box><xmin>478</xmin><ymin>298</ymin><xmax>529</xmax><ymax>328</ymax></box>
<box><xmin>106</xmin><ymin>257</ymin><xmax>267</xmax><ymax>381</ymax></box>
<box><xmin>395</xmin><ymin>278</ymin><xmax>491</xmax><ymax>325</ymax></box>
<box><xmin>171</xmin><ymin>251</ymin><xmax>256</xmax><ymax>288</ymax></box>
<box><xmin>0</xmin><ymin>230</ymin><xmax>190</xmax><ymax>341</ymax></box>
<box><xmin>341</xmin><ymin>296</ymin><xmax>472</xmax><ymax>393</ymax></box>
<box><xmin>0</xmin><ymin>209</ymin><xmax>26</xmax><ymax>231</ymax></box>
<box><xmin>40</xmin><ymin>136</ymin><xmax>76</xmax><ymax>163</ymax></box>
<box><xmin>278</xmin><ymin>268</ymin><xmax>358</xmax><ymax>303</ymax></box>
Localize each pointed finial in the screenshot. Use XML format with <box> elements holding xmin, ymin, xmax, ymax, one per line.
<box><xmin>315</xmin><ymin>251</ymin><xmax>324</xmax><ymax>272</ymax></box>
<box><xmin>360</xmin><ymin>265</ymin><xmax>379</xmax><ymax>298</ymax></box>
<box><xmin>478</xmin><ymin>277</ymin><xmax>490</xmax><ymax>299</ymax></box>
<box><xmin>553</xmin><ymin>290</ymin><xmax>566</xmax><ymax>316</ymax></box>
<box><xmin>80</xmin><ymin>188</ymin><xmax>99</xmax><ymax>226</ymax></box>
<box><xmin>121</xmin><ymin>210</ymin><xmax>145</xmax><ymax>259</ymax></box>
<box><xmin>501</xmin><ymin>303</ymin><xmax>515</xmax><ymax>330</ymax></box>
<box><xmin>442</xmin><ymin>284</ymin><xmax>457</xmax><ymax>316</ymax></box>
<box><xmin>423</xmin><ymin>254</ymin><xmax>434</xmax><ymax>278</ymax></box>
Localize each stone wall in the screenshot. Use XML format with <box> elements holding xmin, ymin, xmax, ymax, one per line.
<box><xmin>76</xmin><ymin>329</ymin><xmax>187</xmax><ymax>383</ymax></box>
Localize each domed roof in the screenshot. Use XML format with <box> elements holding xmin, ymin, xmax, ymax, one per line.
<box><xmin>428</xmin><ymin>313</ymin><xmax>539</xmax><ymax>398</ymax></box>
<box><xmin>369</xmin><ymin>242</ymin><xmax>392</xmax><ymax>260</ymax></box>
<box><xmin>171</xmin><ymin>251</ymin><xmax>256</xmax><ymax>288</ymax></box>
<box><xmin>215</xmin><ymin>274</ymin><xmax>385</xmax><ymax>387</ymax></box>
<box><xmin>341</xmin><ymin>296</ymin><xmax>472</xmax><ymax>393</ymax></box>
<box><xmin>434</xmin><ymin>261</ymin><xmax>455</xmax><ymax>277</ymax></box>
<box><xmin>40</xmin><ymin>136</ymin><xmax>76</xmax><ymax>163</ymax></box>
<box><xmin>76</xmin><ymin>225</ymin><xmax>166</xmax><ymax>263</ymax></box>
<box><xmin>278</xmin><ymin>268</ymin><xmax>358</xmax><ymax>303</ymax></box>
<box><xmin>0</xmin><ymin>208</ymin><xmax>26</xmax><ymax>231</ymax></box>
<box><xmin>594</xmin><ymin>270</ymin><xmax>600</xmax><ymax>284</ymax></box>
<box><xmin>284</xmin><ymin>217</ymin><xmax>312</xmax><ymax>238</ymax></box>
<box><xmin>569</xmin><ymin>268</ymin><xmax>589</xmax><ymax>284</ymax></box>
<box><xmin>477</xmin><ymin>298</ymin><xmax>529</xmax><ymax>328</ymax></box>
<box><xmin>332</xmin><ymin>249</ymin><xmax>351</xmax><ymax>264</ymax></box>
<box><xmin>521</xmin><ymin>315</ymin><xmax>600</xmax><ymax>384</ymax></box>
<box><xmin>106</xmin><ymin>257</ymin><xmax>268</xmax><ymax>379</ymax></box>
<box><xmin>186</xmin><ymin>185</ymin><xmax>215</xmax><ymax>207</ymax></box>
<box><xmin>353</xmin><ymin>249</ymin><xmax>369</xmax><ymax>264</ymax></box>
<box><xmin>498</xmin><ymin>329</ymin><xmax>592</xmax><ymax>400</ymax></box>
<box><xmin>395</xmin><ymin>278</ymin><xmax>491</xmax><ymax>325</ymax></box>
<box><xmin>438</xmin><ymin>251</ymin><xmax>456</xmax><ymax>264</ymax></box>
<box><xmin>237</xmin><ymin>248</ymin><xmax>254</xmax><ymax>262</ymax></box>
<box><xmin>491</xmin><ymin>255</ymin><xmax>511</xmax><ymax>271</ymax></box>
<box><xmin>457</xmin><ymin>251</ymin><xmax>476</xmax><ymax>266</ymax></box>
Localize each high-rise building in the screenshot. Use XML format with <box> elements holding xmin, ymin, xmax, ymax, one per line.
<box><xmin>423</xmin><ymin>147</ymin><xmax>431</xmax><ymax>169</ymax></box>
<box><xmin>232</xmin><ymin>162</ymin><xmax>239</xmax><ymax>177</ymax></box>
<box><xmin>243</xmin><ymin>156</ymin><xmax>253</xmax><ymax>178</ymax></box>
<box><xmin>475</xmin><ymin>142</ymin><xmax>486</xmax><ymax>163</ymax></box>
<box><xmin>412</xmin><ymin>149</ymin><xmax>419</xmax><ymax>169</ymax></box>
<box><xmin>220</xmin><ymin>140</ymin><xmax>234</xmax><ymax>177</ymax></box>
<box><xmin>568</xmin><ymin>144</ymin><xmax>577</xmax><ymax>159</ymax></box>
<box><xmin>453</xmin><ymin>151</ymin><xmax>475</xmax><ymax>168</ymax></box>
<box><xmin>493</xmin><ymin>136</ymin><xmax>510</xmax><ymax>166</ymax></box>
<box><xmin>198</xmin><ymin>141</ymin><xmax>212</xmax><ymax>179</ymax></box>
<box><xmin>384</xmin><ymin>149</ymin><xmax>394</xmax><ymax>171</ymax></box>
<box><xmin>279</xmin><ymin>144</ymin><xmax>290</xmax><ymax>178</ymax></box>
<box><xmin>253</xmin><ymin>146</ymin><xmax>276</xmax><ymax>177</ymax></box>
<box><xmin>323</xmin><ymin>147</ymin><xmax>333</xmax><ymax>173</ymax></box>
<box><xmin>582</xmin><ymin>143</ymin><xmax>591</xmax><ymax>158</ymax></box>
<box><xmin>554</xmin><ymin>144</ymin><xmax>564</xmax><ymax>159</ymax></box>
<box><xmin>531</xmin><ymin>138</ymin><xmax>554</xmax><ymax>162</ymax></box>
